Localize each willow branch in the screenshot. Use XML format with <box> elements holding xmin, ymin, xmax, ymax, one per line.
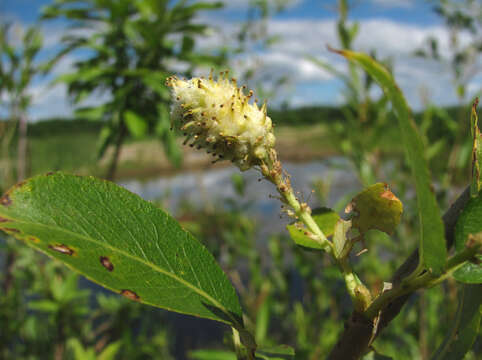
<box><xmin>328</xmin><ymin>186</ymin><xmax>471</xmax><ymax>360</ymax></box>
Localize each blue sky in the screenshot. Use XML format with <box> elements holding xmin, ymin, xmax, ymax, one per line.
<box><xmin>1</xmin><ymin>0</ymin><xmax>481</xmax><ymax>120</ymax></box>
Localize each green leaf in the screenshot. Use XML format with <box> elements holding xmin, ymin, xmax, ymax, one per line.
<box><xmin>311</xmin><ymin>207</ymin><xmax>341</xmax><ymax>237</ymax></box>
<box><xmin>96</xmin><ymin>125</ymin><xmax>114</xmax><ymax>159</ymax></box>
<box><xmin>98</xmin><ymin>341</ymin><xmax>122</xmax><ymax>360</ymax></box>
<box><xmin>333</xmin><ymin>219</ymin><xmax>351</xmax><ymax>259</ymax></box>
<box><xmin>28</xmin><ymin>300</ymin><xmax>59</xmax><ymax>313</ymax></box>
<box><xmin>430</xmin><ymin>284</ymin><xmax>481</xmax><ymax>360</ymax></box>
<box><xmin>455</xmin><ymin>194</ymin><xmax>482</xmax><ymax>252</ymax></box>
<box><xmin>363</xmin><ymin>351</ymin><xmax>393</xmax><ymax>360</ymax></box>
<box><xmin>67</xmin><ymin>338</ymin><xmax>96</xmax><ymax>360</ymax></box>
<box><xmin>255</xmin><ymin>286</ymin><xmax>271</xmax><ymax>344</ymax></box>
<box><xmin>286</xmin><ymin>207</ymin><xmax>340</xmax><ymax>249</ymax></box>
<box><xmin>75</xmin><ymin>105</ymin><xmax>106</xmax><ymax>121</ymax></box>
<box><xmin>453</xmin><ymin>260</ymin><xmax>482</xmax><ymax>284</ymax></box>
<box><xmin>255</xmin><ymin>345</ymin><xmax>295</xmax><ymax>360</ymax></box>
<box><xmin>470</xmin><ymin>98</ymin><xmax>482</xmax><ymax>196</ymax></box>
<box><xmin>0</xmin><ymin>173</ymin><xmax>244</xmax><ymax>327</ymax></box>
<box><xmin>54</xmin><ymin>66</ymin><xmax>112</xmax><ymax>86</ymax></box>
<box><xmin>182</xmin><ymin>35</ymin><xmax>195</xmax><ymax>53</ymax></box>
<box><xmin>124</xmin><ymin>110</ymin><xmax>148</xmax><ymax>138</ymax></box>
<box><xmin>347</xmin><ymin>183</ymin><xmax>403</xmax><ymax>236</ymax></box>
<box><xmin>189</xmin><ymin>350</ymin><xmax>236</xmax><ymax>360</ymax></box>
<box><xmin>334</xmin><ymin>48</ymin><xmax>446</xmax><ymax>274</ymax></box>
<box><xmin>454</xmin><ymin>194</ymin><xmax>482</xmax><ymax>283</ymax></box>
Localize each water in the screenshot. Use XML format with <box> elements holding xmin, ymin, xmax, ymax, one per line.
<box><xmin>119</xmin><ymin>158</ymin><xmax>361</xmax><ymax>233</ymax></box>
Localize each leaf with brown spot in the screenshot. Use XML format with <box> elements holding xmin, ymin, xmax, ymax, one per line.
<box><xmin>348</xmin><ymin>183</ymin><xmax>403</xmax><ymax>236</ymax></box>
<box><xmin>0</xmin><ymin>173</ymin><xmax>245</xmax><ymax>329</ymax></box>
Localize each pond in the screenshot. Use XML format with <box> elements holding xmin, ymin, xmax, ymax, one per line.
<box><xmin>119</xmin><ymin>157</ymin><xmax>361</xmax><ymax>234</ymax></box>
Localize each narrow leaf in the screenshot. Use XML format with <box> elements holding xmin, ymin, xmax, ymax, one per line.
<box><xmin>0</xmin><ymin>173</ymin><xmax>244</xmax><ymax>327</ymax></box>
<box><xmin>255</xmin><ymin>345</ymin><xmax>295</xmax><ymax>360</ymax></box>
<box><xmin>189</xmin><ymin>350</ymin><xmax>236</xmax><ymax>360</ymax></box>
<box><xmin>124</xmin><ymin>110</ymin><xmax>148</xmax><ymax>138</ymax></box>
<box><xmin>431</xmin><ymin>284</ymin><xmax>481</xmax><ymax>360</ymax></box>
<box><xmin>332</xmin><ymin>48</ymin><xmax>446</xmax><ymax>274</ymax></box>
<box><xmin>333</xmin><ymin>219</ymin><xmax>351</xmax><ymax>259</ymax></box>
<box><xmin>454</xmin><ymin>194</ymin><xmax>482</xmax><ymax>283</ymax></box>
<box><xmin>470</xmin><ymin>98</ymin><xmax>482</xmax><ymax>196</ymax></box>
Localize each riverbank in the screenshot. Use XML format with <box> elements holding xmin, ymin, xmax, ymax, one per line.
<box><xmin>26</xmin><ymin>124</ymin><xmax>339</xmax><ymax>181</ymax></box>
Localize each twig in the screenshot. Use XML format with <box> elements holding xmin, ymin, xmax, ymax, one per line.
<box><xmin>328</xmin><ymin>186</ymin><xmax>471</xmax><ymax>360</ymax></box>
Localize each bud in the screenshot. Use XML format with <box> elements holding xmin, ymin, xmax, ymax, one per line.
<box><xmin>166</xmin><ymin>72</ymin><xmax>276</xmax><ymax>171</ymax></box>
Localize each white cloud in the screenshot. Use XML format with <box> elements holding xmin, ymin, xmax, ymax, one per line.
<box><xmin>232</xmin><ymin>17</ymin><xmax>480</xmax><ymax>108</ymax></box>
<box><xmin>6</xmin><ymin>7</ymin><xmax>482</xmax><ymax>120</ymax></box>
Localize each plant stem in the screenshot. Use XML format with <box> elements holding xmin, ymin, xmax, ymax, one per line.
<box><xmin>260</xmin><ymin>151</ymin><xmax>331</xmax><ymax>251</ymax></box>
<box><xmin>365</xmin><ymin>236</ymin><xmax>481</xmax><ymax>319</ymax></box>
<box><xmin>260</xmin><ymin>151</ymin><xmax>372</xmax><ymax>309</ymax></box>
<box><xmin>232</xmin><ymin>328</ymin><xmax>255</xmax><ymax>360</ymax></box>
<box><xmin>328</xmin><ymin>186</ymin><xmax>472</xmax><ymax>360</ymax></box>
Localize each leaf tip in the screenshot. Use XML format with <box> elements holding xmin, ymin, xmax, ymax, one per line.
<box><xmin>473</xmin><ymin>97</ymin><xmax>479</xmax><ymax>111</ymax></box>
<box><xmin>326</xmin><ymin>44</ymin><xmax>346</xmax><ymax>57</ymax></box>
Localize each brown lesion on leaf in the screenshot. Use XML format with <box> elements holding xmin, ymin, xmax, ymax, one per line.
<box><xmin>0</xmin><ymin>194</ymin><xmax>12</xmax><ymax>207</ymax></box>
<box><xmin>380</xmin><ymin>184</ymin><xmax>399</xmax><ymax>202</ymax></box>
<box><xmin>100</xmin><ymin>256</ymin><xmax>114</xmax><ymax>271</ymax></box>
<box><xmin>45</xmin><ymin>171</ymin><xmax>55</xmax><ymax>176</ymax></box>
<box><xmin>13</xmin><ymin>180</ymin><xmax>27</xmax><ymax>189</ymax></box>
<box><xmin>0</xmin><ymin>217</ymin><xmax>10</xmax><ymax>223</ymax></box>
<box><xmin>48</xmin><ymin>244</ymin><xmax>75</xmax><ymax>256</ymax></box>
<box><xmin>28</xmin><ymin>236</ymin><xmax>40</xmax><ymax>243</ymax></box>
<box><xmin>121</xmin><ymin>289</ymin><xmax>140</xmax><ymax>301</ymax></box>
<box><xmin>3</xmin><ymin>228</ymin><xmax>20</xmax><ymax>233</ymax></box>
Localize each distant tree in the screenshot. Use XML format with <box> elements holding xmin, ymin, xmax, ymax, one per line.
<box><xmin>42</xmin><ymin>0</ymin><xmax>226</xmax><ymax>180</ymax></box>
<box><xmin>0</xmin><ymin>23</ymin><xmax>43</xmax><ymax>186</ymax></box>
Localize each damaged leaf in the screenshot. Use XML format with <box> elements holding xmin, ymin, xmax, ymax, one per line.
<box><xmin>347</xmin><ymin>183</ymin><xmax>403</xmax><ymax>236</ymax></box>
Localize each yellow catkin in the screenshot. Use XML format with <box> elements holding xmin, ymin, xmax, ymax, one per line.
<box><xmin>166</xmin><ymin>74</ymin><xmax>275</xmax><ymax>171</ymax></box>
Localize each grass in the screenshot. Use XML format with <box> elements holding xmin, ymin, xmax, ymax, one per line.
<box><xmin>30</xmin><ymin>132</ymin><xmax>100</xmax><ymax>175</ymax></box>
<box><xmin>20</xmin><ymin>123</ymin><xmax>339</xmax><ymax>182</ymax></box>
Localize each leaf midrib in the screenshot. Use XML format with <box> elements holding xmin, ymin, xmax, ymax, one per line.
<box><xmin>6</xmin><ymin>216</ymin><xmax>241</xmax><ymax>327</ymax></box>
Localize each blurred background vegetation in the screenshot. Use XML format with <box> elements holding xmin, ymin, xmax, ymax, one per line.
<box><xmin>0</xmin><ymin>0</ymin><xmax>481</xmax><ymax>359</ymax></box>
